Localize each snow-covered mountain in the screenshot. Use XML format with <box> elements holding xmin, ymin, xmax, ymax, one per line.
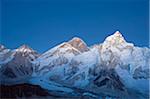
<box><xmin>0</xmin><ymin>31</ymin><xmax>149</xmax><ymax>99</ymax></box>
<box><xmin>0</xmin><ymin>45</ymin><xmax>12</xmax><ymax>66</ymax></box>
<box><xmin>33</xmin><ymin>37</ymin><xmax>89</xmax><ymax>77</ymax></box>
<box><xmin>0</xmin><ymin>44</ymin><xmax>39</xmax><ymax>85</ymax></box>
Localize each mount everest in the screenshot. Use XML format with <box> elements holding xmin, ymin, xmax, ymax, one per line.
<box><xmin>0</xmin><ymin>31</ymin><xmax>149</xmax><ymax>99</ymax></box>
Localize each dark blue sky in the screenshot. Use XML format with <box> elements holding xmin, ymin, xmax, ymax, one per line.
<box><xmin>1</xmin><ymin>0</ymin><xmax>149</xmax><ymax>53</ymax></box>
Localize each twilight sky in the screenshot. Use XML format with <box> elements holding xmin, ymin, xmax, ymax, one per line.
<box><xmin>1</xmin><ymin>0</ymin><xmax>149</xmax><ymax>53</ymax></box>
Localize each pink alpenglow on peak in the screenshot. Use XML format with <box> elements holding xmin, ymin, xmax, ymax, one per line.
<box><xmin>68</xmin><ymin>37</ymin><xmax>89</xmax><ymax>52</ymax></box>
<box><xmin>103</xmin><ymin>31</ymin><xmax>133</xmax><ymax>48</ymax></box>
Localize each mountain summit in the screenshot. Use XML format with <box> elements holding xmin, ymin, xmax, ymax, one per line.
<box><xmin>102</xmin><ymin>31</ymin><xmax>134</xmax><ymax>50</ymax></box>
<box><xmin>68</xmin><ymin>37</ymin><xmax>89</xmax><ymax>52</ymax></box>
<box><xmin>0</xmin><ymin>44</ymin><xmax>5</xmax><ymax>51</ymax></box>
<box><xmin>104</xmin><ymin>31</ymin><xmax>126</xmax><ymax>45</ymax></box>
<box><xmin>16</xmin><ymin>44</ymin><xmax>36</xmax><ymax>53</ymax></box>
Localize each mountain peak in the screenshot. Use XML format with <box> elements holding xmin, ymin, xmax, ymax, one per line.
<box><xmin>69</xmin><ymin>37</ymin><xmax>85</xmax><ymax>45</ymax></box>
<box><xmin>71</xmin><ymin>37</ymin><xmax>82</xmax><ymax>41</ymax></box>
<box><xmin>103</xmin><ymin>31</ymin><xmax>126</xmax><ymax>46</ymax></box>
<box><xmin>20</xmin><ymin>44</ymin><xmax>30</xmax><ymax>48</ymax></box>
<box><xmin>16</xmin><ymin>44</ymin><xmax>35</xmax><ymax>53</ymax></box>
<box><xmin>68</xmin><ymin>37</ymin><xmax>89</xmax><ymax>52</ymax></box>
<box><xmin>0</xmin><ymin>44</ymin><xmax>9</xmax><ymax>52</ymax></box>
<box><xmin>113</xmin><ymin>31</ymin><xmax>122</xmax><ymax>37</ymax></box>
<box><xmin>0</xmin><ymin>44</ymin><xmax>5</xmax><ymax>50</ymax></box>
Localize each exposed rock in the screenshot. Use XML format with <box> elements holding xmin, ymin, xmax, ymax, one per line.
<box><xmin>68</xmin><ymin>37</ymin><xmax>89</xmax><ymax>52</ymax></box>
<box><xmin>93</xmin><ymin>68</ymin><xmax>125</xmax><ymax>91</ymax></box>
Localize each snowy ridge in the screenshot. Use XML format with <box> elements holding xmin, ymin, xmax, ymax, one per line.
<box><xmin>0</xmin><ymin>45</ymin><xmax>39</xmax><ymax>85</ymax></box>
<box><xmin>0</xmin><ymin>45</ymin><xmax>13</xmax><ymax>66</ymax></box>
<box><xmin>33</xmin><ymin>31</ymin><xmax>149</xmax><ymax>98</ymax></box>
<box><xmin>16</xmin><ymin>44</ymin><xmax>34</xmax><ymax>53</ymax></box>
<box><xmin>35</xmin><ymin>42</ymin><xmax>81</xmax><ymax>71</ymax></box>
<box><xmin>0</xmin><ymin>31</ymin><xmax>149</xmax><ymax>99</ymax></box>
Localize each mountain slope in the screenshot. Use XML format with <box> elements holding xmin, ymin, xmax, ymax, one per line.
<box><xmin>32</xmin><ymin>31</ymin><xmax>149</xmax><ymax>99</ymax></box>
<box><xmin>33</xmin><ymin>37</ymin><xmax>89</xmax><ymax>78</ymax></box>
<box><xmin>0</xmin><ymin>45</ymin><xmax>39</xmax><ymax>85</ymax></box>
<box><xmin>0</xmin><ymin>31</ymin><xmax>149</xmax><ymax>99</ymax></box>
<box><xmin>0</xmin><ymin>45</ymin><xmax>13</xmax><ymax>66</ymax></box>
